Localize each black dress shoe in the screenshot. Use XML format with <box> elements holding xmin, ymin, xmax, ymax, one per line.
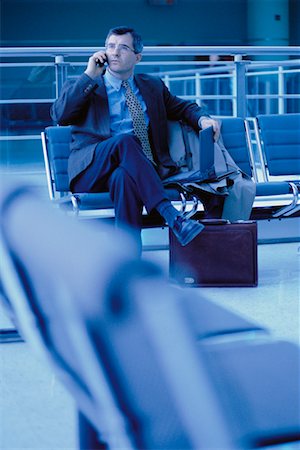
<box><xmin>171</xmin><ymin>215</ymin><xmax>205</xmax><ymax>246</ymax></box>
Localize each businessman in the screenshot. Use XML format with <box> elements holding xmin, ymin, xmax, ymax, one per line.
<box><xmin>51</xmin><ymin>26</ymin><xmax>220</xmax><ymax>248</ymax></box>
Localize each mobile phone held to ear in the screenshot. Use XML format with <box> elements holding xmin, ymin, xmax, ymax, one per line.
<box><xmin>96</xmin><ymin>54</ymin><xmax>107</xmax><ymax>67</ymax></box>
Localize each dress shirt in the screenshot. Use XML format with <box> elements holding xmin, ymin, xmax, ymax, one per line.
<box><xmin>104</xmin><ymin>69</ymin><xmax>150</xmax><ymax>136</ymax></box>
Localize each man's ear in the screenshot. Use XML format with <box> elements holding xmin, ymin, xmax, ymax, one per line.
<box><xmin>136</xmin><ymin>53</ymin><xmax>142</xmax><ymax>64</ymax></box>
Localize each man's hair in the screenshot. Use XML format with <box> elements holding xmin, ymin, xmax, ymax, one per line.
<box><xmin>105</xmin><ymin>26</ymin><xmax>144</xmax><ymax>54</ymax></box>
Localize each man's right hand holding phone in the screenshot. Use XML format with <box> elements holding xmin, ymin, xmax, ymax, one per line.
<box><xmin>85</xmin><ymin>51</ymin><xmax>107</xmax><ymax>79</ymax></box>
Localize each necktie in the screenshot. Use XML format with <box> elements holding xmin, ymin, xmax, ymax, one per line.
<box><xmin>122</xmin><ymin>80</ymin><xmax>155</xmax><ymax>164</ymax></box>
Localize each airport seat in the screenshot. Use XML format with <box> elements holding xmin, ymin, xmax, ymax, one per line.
<box><xmin>41</xmin><ymin>121</ymin><xmax>199</xmax><ymax>221</ymax></box>
<box><xmin>43</xmin><ymin>117</ymin><xmax>300</xmax><ymax>223</ymax></box>
<box><xmin>220</xmin><ymin>117</ymin><xmax>300</xmax><ymax>218</ymax></box>
<box><xmin>219</xmin><ymin>117</ymin><xmax>255</xmax><ymax>179</ymax></box>
<box><xmin>254</xmin><ymin>113</ymin><xmax>300</xmax><ymax>217</ymax></box>
<box><xmin>1</xmin><ymin>181</ymin><xmax>299</xmax><ymax>449</ymax></box>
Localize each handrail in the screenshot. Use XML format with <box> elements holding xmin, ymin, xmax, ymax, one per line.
<box><xmin>0</xmin><ymin>45</ymin><xmax>299</xmax><ymax>179</ymax></box>
<box><xmin>1</xmin><ymin>45</ymin><xmax>300</xmax><ymax>58</ymax></box>
<box><xmin>0</xmin><ymin>45</ymin><xmax>299</xmax><ymax>134</ymax></box>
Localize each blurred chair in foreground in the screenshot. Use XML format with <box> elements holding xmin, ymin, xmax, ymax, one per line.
<box><xmin>0</xmin><ymin>180</ymin><xmax>299</xmax><ymax>449</ymax></box>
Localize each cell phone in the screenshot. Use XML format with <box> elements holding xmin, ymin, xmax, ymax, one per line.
<box><xmin>96</xmin><ymin>54</ymin><xmax>107</xmax><ymax>67</ymax></box>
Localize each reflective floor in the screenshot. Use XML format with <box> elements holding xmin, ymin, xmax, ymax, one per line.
<box><xmin>0</xmin><ymin>237</ymin><xmax>300</xmax><ymax>449</ymax></box>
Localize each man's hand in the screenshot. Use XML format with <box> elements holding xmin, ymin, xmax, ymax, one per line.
<box><xmin>84</xmin><ymin>51</ymin><xmax>107</xmax><ymax>79</ymax></box>
<box><xmin>199</xmin><ymin>117</ymin><xmax>220</xmax><ymax>141</ymax></box>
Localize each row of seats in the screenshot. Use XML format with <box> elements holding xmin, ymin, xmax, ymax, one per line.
<box><xmin>0</xmin><ymin>181</ymin><xmax>299</xmax><ymax>449</ymax></box>
<box><xmin>41</xmin><ymin>113</ymin><xmax>300</xmax><ymax>222</ymax></box>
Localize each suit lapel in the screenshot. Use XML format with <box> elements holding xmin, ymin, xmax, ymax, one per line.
<box><xmin>135</xmin><ymin>75</ymin><xmax>157</xmax><ymax>124</ymax></box>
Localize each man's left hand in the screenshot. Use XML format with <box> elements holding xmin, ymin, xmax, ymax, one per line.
<box><xmin>199</xmin><ymin>117</ymin><xmax>220</xmax><ymax>141</ymax></box>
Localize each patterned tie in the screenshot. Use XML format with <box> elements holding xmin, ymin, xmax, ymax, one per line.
<box><xmin>122</xmin><ymin>80</ymin><xmax>155</xmax><ymax>164</ymax></box>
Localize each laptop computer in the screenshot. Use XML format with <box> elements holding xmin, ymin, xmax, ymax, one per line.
<box><xmin>198</xmin><ymin>125</ymin><xmax>215</xmax><ymax>174</ymax></box>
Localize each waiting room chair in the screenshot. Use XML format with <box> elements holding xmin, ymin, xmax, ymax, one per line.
<box><xmin>220</xmin><ymin>117</ymin><xmax>300</xmax><ymax>218</ymax></box>
<box><xmin>1</xmin><ymin>180</ymin><xmax>299</xmax><ymax>449</ymax></box>
<box><xmin>41</xmin><ymin>121</ymin><xmax>199</xmax><ymax>220</ymax></box>
<box><xmin>254</xmin><ymin>113</ymin><xmax>300</xmax><ymax>217</ymax></box>
<box><xmin>42</xmin><ymin>116</ymin><xmax>300</xmax><ymax>221</ymax></box>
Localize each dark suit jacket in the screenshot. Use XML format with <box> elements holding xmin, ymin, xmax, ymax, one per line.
<box><xmin>51</xmin><ymin>72</ymin><xmax>206</xmax><ymax>187</ymax></box>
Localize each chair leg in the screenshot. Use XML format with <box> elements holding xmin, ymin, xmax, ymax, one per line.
<box><xmin>78</xmin><ymin>411</ymin><xmax>108</xmax><ymax>450</ymax></box>
<box><xmin>272</xmin><ymin>182</ymin><xmax>299</xmax><ymax>218</ymax></box>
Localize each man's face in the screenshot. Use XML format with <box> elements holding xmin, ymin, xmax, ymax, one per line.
<box><xmin>105</xmin><ymin>33</ymin><xmax>142</xmax><ymax>78</ymax></box>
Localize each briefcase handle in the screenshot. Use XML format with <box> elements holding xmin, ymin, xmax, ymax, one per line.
<box><xmin>200</xmin><ymin>219</ymin><xmax>230</xmax><ymax>226</ymax></box>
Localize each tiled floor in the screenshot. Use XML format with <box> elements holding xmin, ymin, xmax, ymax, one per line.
<box><xmin>0</xmin><ymin>241</ymin><xmax>299</xmax><ymax>449</ymax></box>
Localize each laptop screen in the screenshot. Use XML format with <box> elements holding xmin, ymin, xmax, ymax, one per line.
<box><xmin>198</xmin><ymin>126</ymin><xmax>215</xmax><ymax>173</ymax></box>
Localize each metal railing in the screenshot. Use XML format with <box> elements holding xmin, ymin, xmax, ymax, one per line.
<box><xmin>0</xmin><ymin>45</ymin><xmax>299</xmax><ymax>170</ymax></box>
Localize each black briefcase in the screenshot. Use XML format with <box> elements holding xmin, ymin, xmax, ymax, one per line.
<box><xmin>169</xmin><ymin>219</ymin><xmax>258</xmax><ymax>287</ymax></box>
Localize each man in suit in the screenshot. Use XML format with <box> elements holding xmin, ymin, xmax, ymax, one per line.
<box><xmin>51</xmin><ymin>26</ymin><xmax>220</xmax><ymax>249</ymax></box>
